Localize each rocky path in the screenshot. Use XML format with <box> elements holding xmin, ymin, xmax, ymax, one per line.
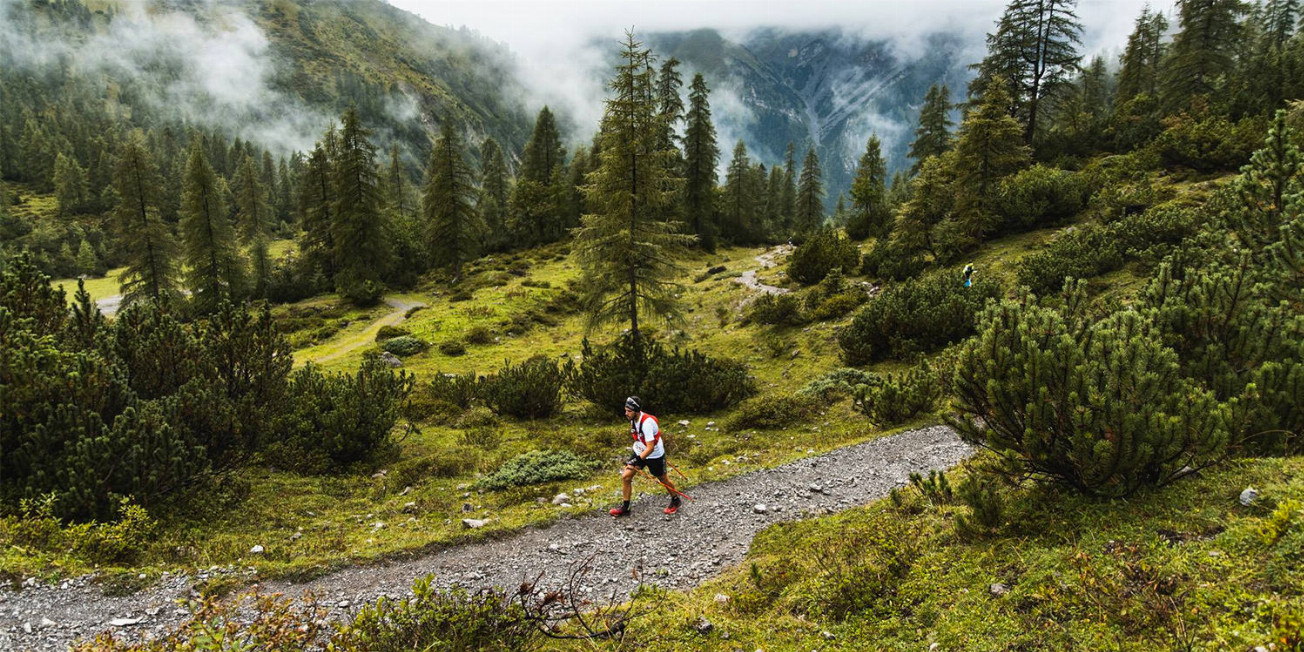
<box><xmin>0</xmin><ymin>425</ymin><xmax>969</xmax><ymax>651</ymax></box>
<box><xmin>299</xmin><ymin>296</ymin><xmax>426</xmax><ymax>365</ymax></box>
<box><xmin>734</xmin><ymin>245</ymin><xmax>792</xmax><ymax>296</ymax></box>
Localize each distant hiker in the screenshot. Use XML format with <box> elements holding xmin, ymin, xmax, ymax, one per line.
<box><xmin>962</xmin><ymin>263</ymin><xmax>975</xmax><ymax>288</ymax></box>
<box><xmin>611</xmin><ymin>396</ymin><xmax>683</xmax><ymax>517</ymax></box>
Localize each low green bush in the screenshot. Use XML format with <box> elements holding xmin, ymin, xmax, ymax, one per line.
<box><xmin>838</xmin><ymin>273</ymin><xmax>1000</xmax><ymax>365</ymax></box>
<box><xmin>861</xmin><ymin>240</ymin><xmax>926</xmax><ymax>281</ymax></box>
<box><xmin>747</xmin><ymin>293</ymin><xmax>805</xmax><ymax>326</ymax></box>
<box><xmin>375</xmin><ymin>325</ymin><xmax>410</xmax><ymax>341</ymax></box>
<box><xmin>473</xmin><ymin>449</ymin><xmax>596</xmax><ymax>491</ymax></box>
<box><xmin>438</xmin><ymin>339</ymin><xmax>466</xmax><ymax>356</ymax></box>
<box><xmin>428</xmin><ymin>371</ymin><xmax>479</xmax><ymax>410</ymax></box>
<box><xmin>332</xmin><ymin>578</ymin><xmax>536</xmax><ymax>651</ymax></box>
<box><xmin>455</xmin><ymin>406</ymin><xmax>499</xmax><ymax>429</ymax></box>
<box><xmin>1154</xmin><ymin>112</ymin><xmax>1263</xmax><ymax>173</ymax></box>
<box><xmin>269</xmin><ymin>360</ymin><xmax>414</xmax><ymax>473</ymax></box>
<box><xmin>383</xmin><ymin>336</ymin><xmax>429</xmax><ymax>357</ymax></box>
<box><xmin>804</xmin><ymin>270</ymin><xmax>867</xmax><ymax>321</ymax></box>
<box><xmin>479</xmin><ymin>355</ymin><xmax>566</xmax><ymax>419</ymax></box>
<box><xmin>723</xmin><ymin>394</ymin><xmax>821</xmax><ymax>431</ymax></box>
<box><xmin>787</xmin><ymin>229</ymin><xmax>861</xmax><ymax>285</ymax></box>
<box><xmin>465</xmin><ymin>325</ymin><xmax>494</xmax><ymax>345</ymax></box>
<box><xmin>798</xmin><ymin>368</ymin><xmax>881</xmax><ymax>403</ymax></box>
<box><xmin>853</xmin><ymin>365</ymin><xmax>940</xmax><ymax>427</ymax></box>
<box><xmin>566</xmin><ymin>334</ymin><xmax>757</xmax><ymax>415</ymax></box>
<box><xmin>994</xmin><ymin>164</ymin><xmax>1089</xmax><ymax>233</ymax></box>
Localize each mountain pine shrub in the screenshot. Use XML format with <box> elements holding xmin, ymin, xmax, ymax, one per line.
<box><xmin>838</xmin><ymin>273</ymin><xmax>999</xmax><ymax>365</ymax></box>
<box><xmin>853</xmin><ymin>365</ymin><xmax>941</xmax><ymax>427</ymax></box>
<box><xmin>787</xmin><ymin>228</ymin><xmax>861</xmax><ymax>285</ymax></box>
<box><xmin>949</xmin><ymin>288</ymin><xmax>1229</xmax><ymax>497</ymax></box>
<box><xmin>566</xmin><ymin>334</ymin><xmax>756</xmax><ymax>415</ymax></box>
<box><xmin>994</xmin><ymin>164</ymin><xmax>1089</xmax><ymax>233</ymax></box>
<box><xmin>473</xmin><ymin>449</ymin><xmax>595</xmax><ymax>491</ymax></box>
<box><xmin>478</xmin><ymin>355</ymin><xmax>565</xmax><ymax>419</ymax></box>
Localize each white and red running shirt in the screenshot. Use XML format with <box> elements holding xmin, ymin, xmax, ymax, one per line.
<box><xmin>630</xmin><ymin>411</ymin><xmax>665</xmax><ymax>459</ymax></box>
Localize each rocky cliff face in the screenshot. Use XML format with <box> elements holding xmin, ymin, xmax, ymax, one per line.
<box><xmin>649</xmin><ymin>28</ymin><xmax>971</xmax><ymax>208</ymax></box>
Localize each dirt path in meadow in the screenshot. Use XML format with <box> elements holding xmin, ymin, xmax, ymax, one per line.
<box><xmin>0</xmin><ymin>425</ymin><xmax>969</xmax><ymax>651</ymax></box>
<box><xmin>734</xmin><ymin>245</ymin><xmax>793</xmax><ymax>296</ymax></box>
<box><xmin>298</xmin><ymin>296</ymin><xmax>426</xmax><ymax>366</ymax></box>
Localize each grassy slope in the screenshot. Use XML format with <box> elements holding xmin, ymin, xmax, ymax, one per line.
<box><xmin>607</xmin><ymin>456</ymin><xmax>1304</xmax><ymax>651</ymax></box>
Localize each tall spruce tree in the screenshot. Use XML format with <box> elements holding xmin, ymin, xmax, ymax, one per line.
<box><xmin>847</xmin><ymin>135</ymin><xmax>891</xmax><ymax>240</ymax></box>
<box><xmin>794</xmin><ymin>146</ymin><xmax>825</xmax><ymax>235</ymax></box>
<box><xmin>1115</xmin><ymin>6</ymin><xmax>1169</xmax><ymax>103</ymax></box>
<box><xmin>384</xmin><ymin>143</ymin><xmax>413</xmax><ymax>221</ymax></box>
<box><xmin>113</xmin><ymin>133</ymin><xmax>179</xmax><ymax>305</ymax></box>
<box><xmin>573</xmin><ymin>31</ymin><xmax>693</xmax><ymax>343</ymax></box>
<box><xmin>423</xmin><ymin>122</ymin><xmax>484</xmax><ymax>282</ymax></box>
<box><xmin>480</xmin><ymin>137</ymin><xmax>511</xmax><ymax>252</ymax></box>
<box><xmin>683</xmin><ymin>73</ymin><xmax>720</xmax><ymax>250</ymax></box>
<box><xmin>908</xmin><ymin>84</ymin><xmax>954</xmax><ymax>175</ymax></box>
<box><xmin>53</xmin><ymin>152</ymin><xmax>88</xmax><ymax>217</ymax></box>
<box><xmin>180</xmin><ymin>144</ymin><xmax>244</xmax><ymax>312</ymax></box>
<box><xmin>780</xmin><ymin>143</ymin><xmax>798</xmax><ymax>233</ymax></box>
<box><xmin>1161</xmin><ymin>0</ymin><xmax>1247</xmax><ymax>110</ymax></box>
<box><xmin>520</xmin><ymin>106</ymin><xmax>565</xmax><ymax>184</ymax></box>
<box><xmin>721</xmin><ymin>140</ymin><xmax>754</xmax><ymax>243</ymax></box>
<box><xmin>299</xmin><ymin>138</ymin><xmax>335</xmax><ymax>283</ymax></box>
<box><xmin>511</xmin><ymin>107</ymin><xmax>568</xmax><ymax>246</ymax></box>
<box><xmin>233</xmin><ymin>156</ymin><xmax>272</xmax><ymax>298</ymax></box>
<box><xmin>331</xmin><ymin>108</ymin><xmax>388</xmax><ymax>303</ymax></box>
<box><xmin>975</xmin><ymin>0</ymin><xmax>1084</xmax><ymax>143</ymax></box>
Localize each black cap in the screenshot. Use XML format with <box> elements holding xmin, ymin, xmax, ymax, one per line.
<box><xmin>625</xmin><ymin>396</ymin><xmax>641</xmax><ymax>411</ymax></box>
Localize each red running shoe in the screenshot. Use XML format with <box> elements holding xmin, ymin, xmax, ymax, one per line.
<box><xmin>610</xmin><ymin>506</ymin><xmax>631</xmax><ymax>517</ymax></box>
<box><xmin>664</xmin><ymin>497</ymin><xmax>681</xmax><ymax>515</ymax></box>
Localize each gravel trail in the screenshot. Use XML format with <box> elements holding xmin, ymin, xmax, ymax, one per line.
<box><xmin>299</xmin><ymin>296</ymin><xmax>425</xmax><ymax>365</ymax></box>
<box><xmin>0</xmin><ymin>425</ymin><xmax>969</xmax><ymax>651</ymax></box>
<box><xmin>734</xmin><ymin>245</ymin><xmax>792</xmax><ymax>296</ymax></box>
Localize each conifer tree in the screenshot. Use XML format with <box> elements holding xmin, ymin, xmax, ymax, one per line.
<box><xmin>180</xmin><ymin>144</ymin><xmax>244</xmax><ymax>312</ymax></box>
<box><xmin>794</xmin><ymin>146</ymin><xmax>825</xmax><ymax>235</ymax></box>
<box><xmin>781</xmin><ymin>143</ymin><xmax>798</xmax><ymax>233</ymax></box>
<box><xmin>682</xmin><ymin>73</ymin><xmax>720</xmax><ymax>250</ymax></box>
<box><xmin>520</xmin><ymin>106</ymin><xmax>566</xmax><ymax>184</ymax></box>
<box><xmin>1161</xmin><ymin>0</ymin><xmax>1246</xmax><ymax>110</ymax></box>
<box><xmin>952</xmin><ymin>79</ymin><xmax>1031</xmax><ymax>241</ymax></box>
<box><xmin>480</xmin><ymin>137</ymin><xmax>511</xmax><ymax>252</ymax></box>
<box><xmin>276</xmin><ymin>158</ymin><xmax>294</xmax><ymax>225</ymax></box>
<box><xmin>299</xmin><ymin>138</ymin><xmax>335</xmax><ymax>282</ymax></box>
<box><xmin>261</xmin><ymin>151</ymin><xmax>279</xmax><ymax>228</ymax></box>
<box><xmin>331</xmin><ymin>109</ymin><xmax>388</xmax><ymax>303</ymax></box>
<box><xmin>1115</xmin><ymin>6</ymin><xmax>1169</xmax><ymax>103</ymax></box>
<box><xmin>233</xmin><ymin>156</ymin><xmax>272</xmax><ymax>298</ymax></box>
<box><xmin>113</xmin><ymin>133</ymin><xmax>179</xmax><ymax>306</ymax></box>
<box><xmin>721</xmin><ymin>140</ymin><xmax>754</xmax><ymax>242</ymax></box>
<box><xmin>908</xmin><ymin>84</ymin><xmax>953</xmax><ymax>175</ymax></box>
<box><xmin>75</xmin><ymin>239</ymin><xmax>99</xmax><ymax>276</ymax></box>
<box><xmin>384</xmin><ymin>143</ymin><xmax>413</xmax><ymax>221</ymax></box>
<box><xmin>561</xmin><ymin>147</ymin><xmax>590</xmax><ymax>232</ymax></box>
<box><xmin>573</xmin><ymin>31</ymin><xmax>693</xmax><ymax>343</ymax></box>
<box><xmin>423</xmin><ymin>122</ymin><xmax>483</xmax><ymax>282</ymax></box>
<box><xmin>975</xmin><ymin>0</ymin><xmax>1083</xmax><ymax>142</ymax></box>
<box><xmin>53</xmin><ymin>152</ymin><xmax>88</xmax><ymax>217</ymax></box>
<box><xmin>848</xmin><ymin>135</ymin><xmax>891</xmax><ymax>240</ymax></box>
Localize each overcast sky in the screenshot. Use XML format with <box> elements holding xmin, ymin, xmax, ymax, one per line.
<box><xmin>388</xmin><ymin>0</ymin><xmax>1158</xmax><ymax>60</ymax></box>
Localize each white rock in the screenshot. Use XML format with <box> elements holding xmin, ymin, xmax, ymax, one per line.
<box><xmin>572</xmin><ymin>488</ymin><xmax>585</xmax><ymax>496</ymax></box>
<box><xmin>338</xmin><ymin>599</ymin><xmax>351</xmax><ymax>609</ymax></box>
<box><xmin>249</xmin><ymin>545</ymin><xmax>265</xmax><ymax>555</ymax></box>
<box><xmin>678</xmin><ymin>420</ymin><xmax>690</xmax><ymax>427</ymax></box>
<box><xmin>714</xmin><ymin>593</ymin><xmax>731</xmax><ymax>605</ymax></box>
<box><xmin>560</xmin><ymin>503</ymin><xmax>573</xmax><ymax>508</ymax></box>
<box><xmin>110</xmin><ymin>617</ymin><xmax>142</xmax><ymax>627</ymax></box>
<box><xmin>707</xmin><ymin>421</ymin><xmax>716</xmax><ymax>427</ymax></box>
<box><xmin>40</xmin><ymin>617</ymin><xmax>56</xmax><ymax>628</ymax></box>
<box><xmin>372</xmin><ymin>521</ymin><xmax>386</xmax><ymax>530</ymax></box>
<box><xmin>551</xmin><ymin>493</ymin><xmax>570</xmax><ymax>505</ymax></box>
<box><xmin>753</xmin><ymin>504</ymin><xmax>768</xmax><ymax>514</ymax></box>
<box><xmin>461</xmin><ymin>518</ymin><xmax>488</xmax><ymax>529</ymax></box>
<box><xmin>989</xmin><ymin>582</ymin><xmax>1009</xmax><ymax>596</ymax></box>
<box><xmin>22</xmin><ymin>622</ymin><xmax>31</xmax><ymax>634</ymax></box>
<box><xmin>1240</xmin><ymin>487</ymin><xmax>1259</xmax><ymax>506</ymax></box>
<box><xmin>402</xmin><ymin>502</ymin><xmax>418</xmax><ymax>513</ymax></box>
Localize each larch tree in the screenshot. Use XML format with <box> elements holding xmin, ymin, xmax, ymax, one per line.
<box><xmin>53</xmin><ymin>152</ymin><xmax>88</xmax><ymax>217</ymax></box>
<box><xmin>479</xmin><ymin>137</ymin><xmax>511</xmax><ymax>252</ymax></box>
<box><xmin>908</xmin><ymin>84</ymin><xmax>954</xmax><ymax>175</ymax></box>
<box><xmin>573</xmin><ymin>31</ymin><xmax>693</xmax><ymax>345</ymax></box>
<box><xmin>794</xmin><ymin>146</ymin><xmax>825</xmax><ymax>236</ymax></box>
<box><xmin>233</xmin><ymin>155</ymin><xmax>272</xmax><ymax>298</ymax></box>
<box><xmin>975</xmin><ymin>0</ymin><xmax>1083</xmax><ymax>143</ymax></box>
<box><xmin>682</xmin><ymin>73</ymin><xmax>720</xmax><ymax>251</ymax></box>
<box><xmin>952</xmin><ymin>78</ymin><xmax>1031</xmax><ymax>240</ymax></box>
<box><xmin>847</xmin><ymin>135</ymin><xmax>890</xmax><ymax>240</ymax></box>
<box><xmin>330</xmin><ymin>108</ymin><xmax>388</xmax><ymax>303</ymax></box>
<box><xmin>180</xmin><ymin>144</ymin><xmax>244</xmax><ymax>312</ymax></box>
<box><xmin>113</xmin><ymin>132</ymin><xmax>180</xmax><ymax>306</ymax></box>
<box><xmin>423</xmin><ymin>122</ymin><xmax>484</xmax><ymax>282</ymax></box>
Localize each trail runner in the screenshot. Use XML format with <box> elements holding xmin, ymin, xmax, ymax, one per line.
<box><xmin>610</xmin><ymin>396</ymin><xmax>683</xmax><ymax>517</ymax></box>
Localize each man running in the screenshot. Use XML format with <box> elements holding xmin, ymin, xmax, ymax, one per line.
<box><xmin>610</xmin><ymin>396</ymin><xmax>682</xmax><ymax>517</ymax></box>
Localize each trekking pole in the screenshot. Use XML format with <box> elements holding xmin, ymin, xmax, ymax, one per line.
<box><xmin>668</xmin><ymin>462</ymin><xmax>690</xmax><ymax>482</ymax></box>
